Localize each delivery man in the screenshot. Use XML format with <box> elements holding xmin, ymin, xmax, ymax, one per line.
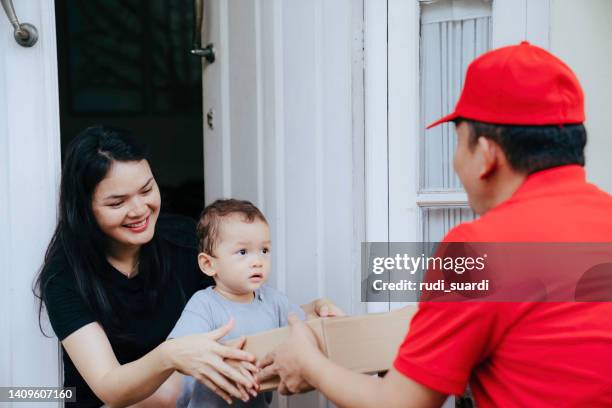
<box><xmin>256</xmin><ymin>41</ymin><xmax>612</xmax><ymax>407</ymax></box>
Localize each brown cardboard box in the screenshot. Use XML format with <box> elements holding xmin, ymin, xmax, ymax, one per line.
<box><xmin>228</xmin><ymin>306</ymin><xmax>417</xmax><ymax>391</ymax></box>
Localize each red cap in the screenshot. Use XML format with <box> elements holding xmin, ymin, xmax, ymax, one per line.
<box><xmin>427</xmin><ymin>41</ymin><xmax>585</xmax><ymax>129</ymax></box>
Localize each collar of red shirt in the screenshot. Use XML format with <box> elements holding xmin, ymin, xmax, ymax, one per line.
<box><xmin>512</xmin><ymin>164</ymin><xmax>585</xmax><ymax>197</ymax></box>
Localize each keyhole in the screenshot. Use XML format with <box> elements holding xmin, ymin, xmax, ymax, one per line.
<box><xmin>206</xmin><ymin>108</ymin><xmax>215</xmax><ymax>130</ymax></box>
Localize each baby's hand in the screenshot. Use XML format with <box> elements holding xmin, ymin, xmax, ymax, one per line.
<box><xmin>226</xmin><ymin>359</ymin><xmax>259</xmax><ymax>398</ymax></box>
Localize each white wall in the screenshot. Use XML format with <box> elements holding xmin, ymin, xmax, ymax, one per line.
<box><xmin>551</xmin><ymin>0</ymin><xmax>612</xmax><ymax>193</ymax></box>
<box><xmin>0</xmin><ymin>0</ymin><xmax>62</xmax><ymax>406</ymax></box>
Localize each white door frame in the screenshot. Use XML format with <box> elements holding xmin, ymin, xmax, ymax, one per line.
<box><xmin>0</xmin><ymin>0</ymin><xmax>62</xmax><ymax>405</ymax></box>
<box><xmin>363</xmin><ymin>0</ymin><xmax>390</xmax><ymax>313</ymax></box>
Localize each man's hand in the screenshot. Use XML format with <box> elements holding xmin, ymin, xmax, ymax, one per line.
<box><xmin>256</xmin><ymin>314</ymin><xmax>323</xmax><ymax>394</ymax></box>
<box><xmin>256</xmin><ymin>315</ymin><xmax>446</xmax><ymax>408</ymax></box>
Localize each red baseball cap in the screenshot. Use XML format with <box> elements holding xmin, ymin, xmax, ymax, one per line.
<box><xmin>427</xmin><ymin>41</ymin><xmax>585</xmax><ymax>129</ymax></box>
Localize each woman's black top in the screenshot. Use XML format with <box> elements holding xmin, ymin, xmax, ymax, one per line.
<box><xmin>43</xmin><ymin>216</ymin><xmax>213</xmax><ymax>408</ymax></box>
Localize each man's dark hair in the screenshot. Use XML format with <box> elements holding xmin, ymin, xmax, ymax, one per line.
<box><xmin>457</xmin><ymin>119</ymin><xmax>587</xmax><ymax>174</ymax></box>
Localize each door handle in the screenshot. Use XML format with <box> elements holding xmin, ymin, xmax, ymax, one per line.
<box><xmin>191</xmin><ymin>0</ymin><xmax>215</xmax><ymax>63</ymax></box>
<box><xmin>1</xmin><ymin>0</ymin><xmax>38</xmax><ymax>47</ymax></box>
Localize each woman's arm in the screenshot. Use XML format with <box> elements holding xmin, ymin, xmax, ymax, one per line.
<box><xmin>300</xmin><ymin>298</ymin><xmax>346</xmax><ymax>319</ymax></box>
<box><xmin>124</xmin><ymin>372</ymin><xmax>183</xmax><ymax>408</ymax></box>
<box><xmin>62</xmin><ymin>319</ymin><xmax>256</xmax><ymax>407</ymax></box>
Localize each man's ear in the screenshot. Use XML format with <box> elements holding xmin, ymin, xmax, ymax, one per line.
<box><xmin>477</xmin><ymin>136</ymin><xmax>499</xmax><ymax>179</ymax></box>
<box><xmin>198</xmin><ymin>252</ymin><xmax>217</xmax><ymax>277</ymax></box>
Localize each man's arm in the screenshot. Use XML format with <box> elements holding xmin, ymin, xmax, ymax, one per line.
<box><xmin>257</xmin><ymin>315</ymin><xmax>446</xmax><ymax>408</ymax></box>
<box><xmin>304</xmin><ymin>355</ymin><xmax>446</xmax><ymax>408</ymax></box>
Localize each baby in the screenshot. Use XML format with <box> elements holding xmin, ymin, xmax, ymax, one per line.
<box><xmin>169</xmin><ymin>199</ymin><xmax>305</xmax><ymax>407</ymax></box>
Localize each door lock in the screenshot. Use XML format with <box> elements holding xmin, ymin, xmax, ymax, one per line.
<box><xmin>206</xmin><ymin>108</ymin><xmax>215</xmax><ymax>130</ymax></box>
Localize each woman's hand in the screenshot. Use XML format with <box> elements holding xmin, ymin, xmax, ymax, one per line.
<box><xmin>163</xmin><ymin>319</ymin><xmax>257</xmax><ymax>404</ymax></box>
<box><xmin>226</xmin><ymin>358</ymin><xmax>260</xmax><ymax>399</ymax></box>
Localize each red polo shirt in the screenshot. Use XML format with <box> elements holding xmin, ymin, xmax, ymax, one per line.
<box><xmin>394</xmin><ymin>165</ymin><xmax>612</xmax><ymax>406</ymax></box>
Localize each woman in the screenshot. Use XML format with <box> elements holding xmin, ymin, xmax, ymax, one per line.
<box><xmin>35</xmin><ymin>126</ymin><xmax>341</xmax><ymax>408</ymax></box>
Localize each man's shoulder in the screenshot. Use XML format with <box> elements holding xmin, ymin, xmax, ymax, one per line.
<box><xmin>447</xmin><ymin>187</ymin><xmax>612</xmax><ymax>242</ymax></box>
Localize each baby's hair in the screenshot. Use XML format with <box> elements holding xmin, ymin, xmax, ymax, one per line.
<box><xmin>197</xmin><ymin>199</ymin><xmax>268</xmax><ymax>255</ymax></box>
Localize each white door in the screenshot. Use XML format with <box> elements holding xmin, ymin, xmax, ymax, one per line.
<box><xmin>200</xmin><ymin>0</ymin><xmax>262</xmax><ymax>203</ymax></box>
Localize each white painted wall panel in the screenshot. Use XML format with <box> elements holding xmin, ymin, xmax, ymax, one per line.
<box><xmin>260</xmin><ymin>0</ymin><xmax>286</xmax><ymax>293</ymax></box>
<box><xmin>281</xmin><ymin>0</ymin><xmax>320</xmax><ymax>308</ymax></box>
<box><xmin>228</xmin><ymin>0</ymin><xmax>260</xmax><ymax>202</ymax></box>
<box><xmin>364</xmin><ymin>0</ymin><xmax>391</xmax><ymax>314</ymax></box>
<box><xmin>551</xmin><ymin>0</ymin><xmax>612</xmax><ymax>193</ymax></box>
<box><xmin>492</xmin><ymin>0</ymin><xmax>550</xmax><ymax>48</ymax></box>
<box><xmin>320</xmin><ymin>0</ymin><xmax>357</xmax><ymax>318</ymax></box>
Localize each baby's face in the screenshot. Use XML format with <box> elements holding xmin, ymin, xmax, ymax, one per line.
<box><xmin>210</xmin><ymin>215</ymin><xmax>271</xmax><ymax>298</ymax></box>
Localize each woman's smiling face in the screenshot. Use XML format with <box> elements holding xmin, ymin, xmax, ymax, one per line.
<box><xmin>92</xmin><ymin>160</ymin><xmax>161</xmax><ymax>251</ymax></box>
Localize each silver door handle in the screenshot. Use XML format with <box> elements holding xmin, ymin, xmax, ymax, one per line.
<box><xmin>191</xmin><ymin>0</ymin><xmax>215</xmax><ymax>63</ymax></box>
<box><xmin>1</xmin><ymin>0</ymin><xmax>38</xmax><ymax>47</ymax></box>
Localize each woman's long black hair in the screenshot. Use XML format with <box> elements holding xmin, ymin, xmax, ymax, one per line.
<box><xmin>34</xmin><ymin>125</ymin><xmax>170</xmax><ymax>336</ymax></box>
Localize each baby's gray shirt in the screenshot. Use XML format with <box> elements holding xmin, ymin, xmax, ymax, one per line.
<box><xmin>169</xmin><ymin>285</ymin><xmax>305</xmax><ymax>408</ymax></box>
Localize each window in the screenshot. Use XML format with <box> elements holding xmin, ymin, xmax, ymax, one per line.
<box><xmin>365</xmin><ymin>0</ymin><xmax>549</xmax><ymax>311</ymax></box>
<box><xmin>418</xmin><ymin>0</ymin><xmax>491</xmax><ymax>240</ymax></box>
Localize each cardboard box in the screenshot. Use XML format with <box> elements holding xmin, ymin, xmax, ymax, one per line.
<box><xmin>228</xmin><ymin>306</ymin><xmax>417</xmax><ymax>391</ymax></box>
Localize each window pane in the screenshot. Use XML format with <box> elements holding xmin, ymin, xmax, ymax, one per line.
<box><xmin>421</xmin><ymin>207</ymin><xmax>476</xmax><ymax>242</ymax></box>
<box><xmin>420</xmin><ymin>0</ymin><xmax>492</xmax><ymax>190</ymax></box>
